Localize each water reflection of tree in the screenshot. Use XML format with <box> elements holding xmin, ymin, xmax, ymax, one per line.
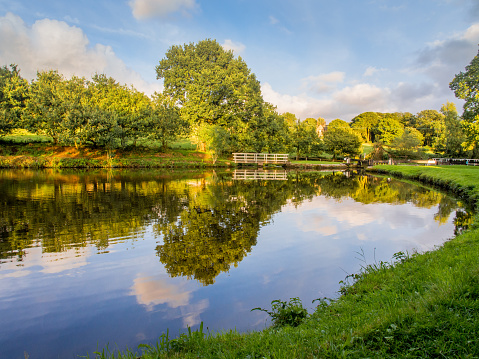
<box><xmin>0</xmin><ymin>170</ymin><xmax>469</xmax><ymax>284</ymax></box>
<box><xmin>0</xmin><ymin>170</ymin><xmax>207</xmax><ymax>261</ymax></box>
<box><xmin>155</xmin><ymin>174</ymin><xmax>322</xmax><ymax>285</ymax></box>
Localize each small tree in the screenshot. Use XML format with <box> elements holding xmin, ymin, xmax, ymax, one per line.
<box><xmin>324</xmin><ymin>125</ymin><xmax>362</xmax><ymax>159</ymax></box>
<box><xmin>391</xmin><ymin>127</ymin><xmax>424</xmax><ymax>158</ymax></box>
<box><xmin>0</xmin><ymin>64</ymin><xmax>29</xmax><ymax>136</ymax></box>
<box><xmin>197</xmin><ymin>124</ymin><xmax>231</xmax><ymax>164</ymax></box>
<box><xmin>148</xmin><ymin>94</ymin><xmax>188</xmax><ymax>150</ymax></box>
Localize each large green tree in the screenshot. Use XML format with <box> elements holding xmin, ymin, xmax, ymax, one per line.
<box><xmin>414</xmin><ymin>110</ymin><xmax>445</xmax><ymax>147</ymax></box>
<box><xmin>156</xmin><ymin>39</ymin><xmax>264</xmax><ymax>149</ymax></box>
<box><xmin>450</xmin><ymin>48</ymin><xmax>479</xmax><ymax>147</ymax></box>
<box><xmin>350</xmin><ymin>112</ymin><xmax>381</xmax><ymax>142</ymax></box>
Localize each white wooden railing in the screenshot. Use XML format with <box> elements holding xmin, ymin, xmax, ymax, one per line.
<box><xmin>232</xmin><ymin>153</ymin><xmax>289</xmax><ymax>164</ymax></box>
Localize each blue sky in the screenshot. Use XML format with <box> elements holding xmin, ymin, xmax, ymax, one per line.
<box><xmin>1</xmin><ymin>0</ymin><xmax>478</xmax><ymax>121</ymax></box>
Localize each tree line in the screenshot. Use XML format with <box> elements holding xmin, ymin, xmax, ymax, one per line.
<box><xmin>1</xmin><ymin>39</ymin><xmax>478</xmax><ymax>159</ymax></box>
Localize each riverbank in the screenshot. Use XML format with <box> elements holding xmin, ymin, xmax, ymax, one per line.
<box><xmin>87</xmin><ymin>164</ymin><xmax>479</xmax><ymax>358</ymax></box>
<box><xmin>0</xmin><ymin>144</ymin><xmax>349</xmax><ymax>169</ymax></box>
<box><xmin>0</xmin><ymin>144</ymin><xmax>231</xmax><ymax>168</ymax></box>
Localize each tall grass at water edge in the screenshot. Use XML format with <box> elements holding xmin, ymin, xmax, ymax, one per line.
<box><xmin>85</xmin><ymin>164</ymin><xmax>479</xmax><ymax>358</ymax></box>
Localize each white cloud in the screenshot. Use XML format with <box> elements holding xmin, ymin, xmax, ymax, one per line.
<box><xmin>262</xmin><ymin>81</ymin><xmax>393</xmax><ymax>121</ymax></box>
<box><xmin>334</xmin><ymin>83</ymin><xmax>389</xmax><ymax>108</ymax></box>
<box><xmin>261</xmin><ymin>82</ymin><xmax>334</xmax><ymax>120</ymax></box>
<box><xmin>129</xmin><ymin>0</ymin><xmax>198</xmax><ymax>19</ymax></box>
<box><xmin>262</xmin><ymin>23</ymin><xmax>479</xmax><ymax>121</ymax></box>
<box><xmin>413</xmin><ymin>22</ymin><xmax>479</xmax><ymax>92</ymax></box>
<box><xmin>222</xmin><ymin>39</ymin><xmax>246</xmax><ymax>55</ymax></box>
<box><xmin>302</xmin><ymin>71</ymin><xmax>345</xmax><ymax>93</ymax></box>
<box><xmin>0</xmin><ymin>12</ymin><xmax>162</xmax><ymax>95</ymax></box>
<box><xmin>363</xmin><ymin>66</ymin><xmax>386</xmax><ymax>77</ymax></box>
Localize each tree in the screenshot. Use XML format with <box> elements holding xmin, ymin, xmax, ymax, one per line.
<box><xmin>351</xmin><ymin>112</ymin><xmax>381</xmax><ymax>142</ymax></box>
<box><xmin>0</xmin><ymin>64</ymin><xmax>28</xmax><ymax>136</ymax></box>
<box><xmin>25</xmin><ymin>70</ymin><xmax>69</xmax><ymax>143</ymax></box>
<box><xmin>236</xmin><ymin>103</ymin><xmax>290</xmax><ymax>153</ymax></box>
<box><xmin>148</xmin><ymin>93</ymin><xmax>188</xmax><ymax>150</ymax></box>
<box><xmin>375</xmin><ymin>114</ymin><xmax>404</xmax><ymax>145</ymax></box>
<box><xmin>88</xmin><ymin>74</ymin><xmax>151</xmax><ymax>147</ymax></box>
<box><xmin>450</xmin><ymin>48</ymin><xmax>479</xmax><ymax>147</ymax></box>
<box><xmin>156</xmin><ymin>39</ymin><xmax>264</xmax><ymax>149</ymax></box>
<box><xmin>414</xmin><ymin>110</ymin><xmax>445</xmax><ymax>147</ymax></box>
<box><xmin>323</xmin><ymin>122</ymin><xmax>362</xmax><ymax>159</ymax></box>
<box><xmin>390</xmin><ymin>127</ymin><xmax>424</xmax><ymax>158</ymax></box>
<box><xmin>283</xmin><ymin>113</ymin><xmax>322</xmax><ymax>160</ymax></box>
<box><xmin>440</xmin><ymin>101</ymin><xmax>468</xmax><ymax>157</ymax></box>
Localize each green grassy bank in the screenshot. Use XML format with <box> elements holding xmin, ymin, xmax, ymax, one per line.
<box><xmin>87</xmin><ymin>165</ymin><xmax>479</xmax><ymax>359</ymax></box>
<box><xmin>0</xmin><ymin>143</ymin><xmax>232</xmax><ymax>168</ymax></box>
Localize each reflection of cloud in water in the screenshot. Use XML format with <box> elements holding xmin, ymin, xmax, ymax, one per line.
<box><xmin>180</xmin><ymin>299</ymin><xmax>209</xmax><ymax>328</ymax></box>
<box><xmin>288</xmin><ymin>196</ymin><xmax>437</xmax><ymax>230</ymax></box>
<box><xmin>0</xmin><ymin>246</ymin><xmax>90</xmax><ymax>279</ymax></box>
<box><xmin>131</xmin><ymin>275</ymin><xmax>191</xmax><ymax>310</ymax></box>
<box><xmin>131</xmin><ymin>274</ymin><xmax>209</xmax><ymax>327</ymax></box>
<box><xmin>281</xmin><ymin>194</ymin><xmax>455</xmax><ymax>252</ymax></box>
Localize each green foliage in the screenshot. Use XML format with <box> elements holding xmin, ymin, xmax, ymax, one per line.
<box><xmin>156</xmin><ymin>39</ymin><xmax>264</xmax><ymax>150</ymax></box>
<box><xmin>148</xmin><ymin>93</ymin><xmax>188</xmax><ymax>150</ymax></box>
<box><xmin>375</xmin><ymin>113</ymin><xmax>404</xmax><ymax>145</ymax></box>
<box><xmin>390</xmin><ymin>127</ymin><xmax>424</xmax><ymax>158</ymax></box>
<box><xmin>252</xmin><ymin>298</ymin><xmax>308</xmax><ymax>328</ymax></box>
<box><xmin>284</xmin><ymin>114</ymin><xmax>323</xmax><ymax>160</ymax></box>
<box><xmin>438</xmin><ymin>101</ymin><xmax>469</xmax><ymax>157</ymax></box>
<box><xmin>195</xmin><ymin>123</ymin><xmax>231</xmax><ymax>163</ymax></box>
<box><xmin>0</xmin><ymin>64</ymin><xmax>28</xmax><ymax>136</ymax></box>
<box><xmin>450</xmin><ymin>47</ymin><xmax>479</xmax><ymax>148</ymax></box>
<box><xmin>324</xmin><ymin>124</ymin><xmax>362</xmax><ymax>159</ymax></box>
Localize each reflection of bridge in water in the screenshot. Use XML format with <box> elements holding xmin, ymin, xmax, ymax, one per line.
<box><xmin>233</xmin><ymin>169</ymin><xmax>288</xmax><ymax>180</ymax></box>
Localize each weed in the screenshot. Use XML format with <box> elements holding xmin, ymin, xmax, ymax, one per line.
<box><xmin>252</xmin><ymin>297</ymin><xmax>308</xmax><ymax>328</ymax></box>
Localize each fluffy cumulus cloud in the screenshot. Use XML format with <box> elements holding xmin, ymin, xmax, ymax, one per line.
<box><xmin>263</xmin><ymin>23</ymin><xmax>479</xmax><ymax>122</ymax></box>
<box><xmin>221</xmin><ymin>39</ymin><xmax>246</xmax><ymax>55</ymax></box>
<box><xmin>262</xmin><ymin>82</ymin><xmax>394</xmax><ymax>121</ymax></box>
<box><xmin>129</xmin><ymin>0</ymin><xmax>198</xmax><ymax>19</ymax></box>
<box><xmin>0</xmin><ymin>12</ymin><xmax>161</xmax><ymax>95</ymax></box>
<box><xmin>301</xmin><ymin>71</ymin><xmax>345</xmax><ymax>93</ymax></box>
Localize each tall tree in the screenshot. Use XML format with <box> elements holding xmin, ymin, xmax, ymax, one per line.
<box><xmin>156</xmin><ymin>39</ymin><xmax>264</xmax><ymax>149</ymax></box>
<box><xmin>375</xmin><ymin>113</ymin><xmax>404</xmax><ymax>145</ymax></box>
<box><xmin>440</xmin><ymin>101</ymin><xmax>468</xmax><ymax>157</ymax></box>
<box><xmin>450</xmin><ymin>48</ymin><xmax>479</xmax><ymax>147</ymax></box>
<box><xmin>414</xmin><ymin>110</ymin><xmax>445</xmax><ymax>147</ymax></box>
<box><xmin>351</xmin><ymin>112</ymin><xmax>381</xmax><ymax>142</ymax></box>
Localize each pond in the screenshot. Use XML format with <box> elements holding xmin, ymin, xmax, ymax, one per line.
<box><xmin>0</xmin><ymin>169</ymin><xmax>472</xmax><ymax>358</ymax></box>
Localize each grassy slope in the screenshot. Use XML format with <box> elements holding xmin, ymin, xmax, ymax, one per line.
<box><xmin>89</xmin><ymin>165</ymin><xmax>479</xmax><ymax>358</ymax></box>
<box><xmin>0</xmin><ymin>143</ymin><xmax>232</xmax><ymax>168</ymax></box>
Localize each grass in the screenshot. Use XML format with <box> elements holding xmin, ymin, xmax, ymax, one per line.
<box><xmin>85</xmin><ymin>164</ymin><xmax>479</xmax><ymax>358</ymax></box>
<box><xmin>0</xmin><ymin>138</ymin><xmax>233</xmax><ymax>168</ymax></box>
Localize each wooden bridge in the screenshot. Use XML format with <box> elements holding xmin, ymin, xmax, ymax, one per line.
<box><xmin>233</xmin><ymin>153</ymin><xmax>289</xmax><ymax>165</ymax></box>
<box><xmin>233</xmin><ymin>169</ymin><xmax>288</xmax><ymax>180</ymax></box>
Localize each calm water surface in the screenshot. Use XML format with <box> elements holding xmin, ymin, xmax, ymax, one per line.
<box><xmin>0</xmin><ymin>169</ymin><xmax>471</xmax><ymax>358</ymax></box>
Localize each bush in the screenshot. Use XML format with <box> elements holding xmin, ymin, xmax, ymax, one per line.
<box><xmin>252</xmin><ymin>297</ymin><xmax>308</xmax><ymax>328</ymax></box>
